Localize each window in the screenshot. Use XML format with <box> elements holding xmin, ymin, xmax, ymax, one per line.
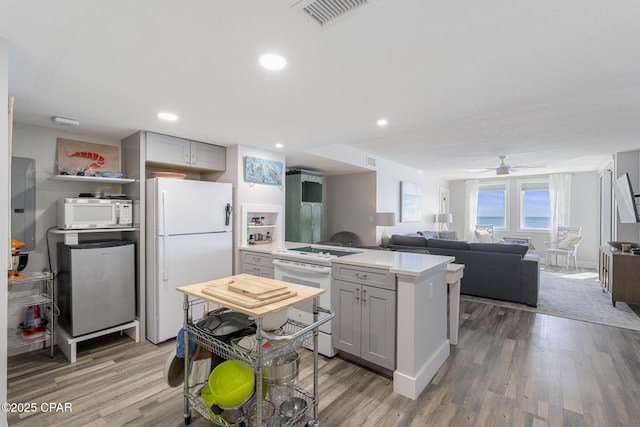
<box><xmin>519</xmin><ymin>180</ymin><xmax>550</xmax><ymax>230</ymax></box>
<box><xmin>477</xmin><ymin>183</ymin><xmax>507</xmax><ymax>228</ymax></box>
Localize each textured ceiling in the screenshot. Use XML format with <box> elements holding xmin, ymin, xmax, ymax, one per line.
<box><xmin>2</xmin><ymin>0</ymin><xmax>639</xmax><ymax>179</ymax></box>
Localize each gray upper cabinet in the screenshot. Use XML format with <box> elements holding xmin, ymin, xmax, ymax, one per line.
<box><xmin>146</xmin><ymin>132</ymin><xmax>225</xmax><ymax>171</ymax></box>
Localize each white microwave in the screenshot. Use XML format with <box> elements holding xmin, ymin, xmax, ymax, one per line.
<box><xmin>58</xmin><ymin>198</ymin><xmax>133</xmax><ymax>230</ymax></box>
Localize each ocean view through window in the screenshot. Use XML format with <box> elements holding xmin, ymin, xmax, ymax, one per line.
<box><xmin>521</xmin><ymin>187</ymin><xmax>550</xmax><ymax>229</ymax></box>
<box><xmin>477</xmin><ymin>188</ymin><xmax>506</xmax><ymax>227</ymax></box>
<box><xmin>477</xmin><ymin>180</ymin><xmax>550</xmax><ymax>230</ymax></box>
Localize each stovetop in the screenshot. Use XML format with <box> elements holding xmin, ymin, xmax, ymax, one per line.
<box><xmin>272</xmin><ymin>244</ymin><xmax>364</xmax><ymax>264</ymax></box>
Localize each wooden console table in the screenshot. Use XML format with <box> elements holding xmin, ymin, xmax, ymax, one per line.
<box><xmin>599</xmin><ymin>246</ymin><xmax>640</xmax><ymax>307</ymax></box>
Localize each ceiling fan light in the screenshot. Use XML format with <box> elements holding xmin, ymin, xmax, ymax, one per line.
<box><xmin>496</xmin><ymin>166</ymin><xmax>510</xmax><ymax>176</ymax></box>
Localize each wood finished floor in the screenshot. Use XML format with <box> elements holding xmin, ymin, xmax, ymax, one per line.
<box><xmin>7</xmin><ymin>299</ymin><xmax>640</xmax><ymax>427</ymax></box>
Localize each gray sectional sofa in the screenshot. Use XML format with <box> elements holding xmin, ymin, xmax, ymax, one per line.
<box><xmin>388</xmin><ymin>234</ymin><xmax>540</xmax><ymax>307</ymax></box>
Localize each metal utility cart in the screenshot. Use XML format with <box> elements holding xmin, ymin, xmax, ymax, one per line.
<box><xmin>7</xmin><ymin>271</ymin><xmax>57</xmax><ymax>358</ymax></box>
<box><xmin>177</xmin><ymin>274</ymin><xmax>333</xmax><ymax>426</ymax></box>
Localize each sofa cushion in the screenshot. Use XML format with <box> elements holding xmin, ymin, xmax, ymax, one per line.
<box><xmin>469</xmin><ymin>242</ymin><xmax>529</xmax><ymax>256</ymax></box>
<box><xmin>389</xmin><ymin>234</ymin><xmax>428</xmax><ymax>247</ymax></box>
<box><xmin>417</xmin><ymin>230</ymin><xmax>439</xmax><ymax>239</ymax></box>
<box><xmin>427</xmin><ymin>239</ymin><xmax>469</xmax><ymax>250</ymax></box>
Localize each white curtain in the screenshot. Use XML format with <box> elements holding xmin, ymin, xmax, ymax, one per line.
<box><xmin>464</xmin><ymin>179</ymin><xmax>479</xmax><ymax>241</ymax></box>
<box><xmin>549</xmin><ymin>173</ymin><xmax>571</xmax><ymax>239</ymax></box>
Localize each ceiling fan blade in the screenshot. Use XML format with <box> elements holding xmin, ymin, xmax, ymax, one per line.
<box><xmin>509</xmin><ymin>164</ymin><xmax>546</xmax><ymax>169</ymax></box>
<box><xmin>463</xmin><ymin>168</ymin><xmax>495</xmax><ymax>173</ymax></box>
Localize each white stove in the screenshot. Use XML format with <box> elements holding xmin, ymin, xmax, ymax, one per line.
<box><xmin>272</xmin><ymin>244</ymin><xmax>364</xmax><ymax>357</ymax></box>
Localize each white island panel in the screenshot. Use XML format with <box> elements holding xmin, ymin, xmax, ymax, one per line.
<box><xmin>393</xmin><ymin>264</ymin><xmax>450</xmax><ymax>399</ymax></box>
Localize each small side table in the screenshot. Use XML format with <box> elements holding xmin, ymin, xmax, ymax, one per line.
<box><xmin>503</xmin><ymin>236</ymin><xmax>535</xmax><ymax>250</ymax></box>
<box><xmin>446</xmin><ymin>263</ymin><xmax>464</xmax><ymax>345</ymax></box>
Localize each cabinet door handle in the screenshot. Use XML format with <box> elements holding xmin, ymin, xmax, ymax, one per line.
<box><xmin>355</xmin><ymin>273</ymin><xmax>368</xmax><ymax>281</ymax></box>
<box><xmin>185</xmin><ymin>153</ymin><xmax>190</xmax><ymax>163</ymax></box>
<box><xmin>362</xmin><ymin>289</ymin><xmax>367</xmax><ymax>304</ymax></box>
<box><xmin>191</xmin><ymin>154</ymin><xmax>196</xmax><ymax>164</ymax></box>
<box><xmin>355</xmin><ymin>288</ymin><xmax>360</xmax><ymax>302</ymax></box>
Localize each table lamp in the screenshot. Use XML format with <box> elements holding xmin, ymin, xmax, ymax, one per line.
<box><xmin>376</xmin><ymin>212</ymin><xmax>396</xmax><ymax>248</ymax></box>
<box><xmin>437</xmin><ymin>213</ymin><xmax>453</xmax><ymax>231</ymax></box>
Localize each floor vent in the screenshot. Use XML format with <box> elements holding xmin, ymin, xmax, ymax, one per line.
<box><xmin>293</xmin><ymin>0</ymin><xmax>371</xmax><ymax>28</ymax></box>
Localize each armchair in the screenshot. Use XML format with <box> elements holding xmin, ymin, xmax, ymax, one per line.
<box><xmin>545</xmin><ymin>226</ymin><xmax>583</xmax><ymax>269</ymax></box>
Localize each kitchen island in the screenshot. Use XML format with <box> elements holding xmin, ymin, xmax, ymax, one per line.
<box><xmin>239</xmin><ymin>243</ymin><xmax>454</xmax><ymax>400</ymax></box>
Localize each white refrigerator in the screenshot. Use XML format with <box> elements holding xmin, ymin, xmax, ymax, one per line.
<box><xmin>146</xmin><ymin>178</ymin><xmax>233</xmax><ymax>344</ymax></box>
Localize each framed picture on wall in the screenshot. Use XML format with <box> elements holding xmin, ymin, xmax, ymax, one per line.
<box><xmin>400</xmin><ymin>181</ymin><xmax>422</xmax><ymax>222</ymax></box>
<box><xmin>244</xmin><ymin>156</ymin><xmax>283</xmax><ymax>185</ymax></box>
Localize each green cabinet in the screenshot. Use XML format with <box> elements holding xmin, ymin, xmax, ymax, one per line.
<box><xmin>285</xmin><ymin>170</ymin><xmax>322</xmax><ymax>243</ymax></box>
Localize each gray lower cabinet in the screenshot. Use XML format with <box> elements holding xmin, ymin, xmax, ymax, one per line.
<box><xmin>332</xmin><ymin>264</ymin><xmax>396</xmax><ymax>370</ymax></box>
<box><xmin>241</xmin><ymin>250</ymin><xmax>274</xmax><ymax>278</ymax></box>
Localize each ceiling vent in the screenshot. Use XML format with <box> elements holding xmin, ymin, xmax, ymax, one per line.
<box><xmin>292</xmin><ymin>0</ymin><xmax>372</xmax><ymax>28</ymax></box>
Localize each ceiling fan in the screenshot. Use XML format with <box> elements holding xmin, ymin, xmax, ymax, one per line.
<box><xmin>465</xmin><ymin>155</ymin><xmax>545</xmax><ymax>176</ymax></box>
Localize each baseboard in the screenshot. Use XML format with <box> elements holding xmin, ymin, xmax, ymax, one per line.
<box><xmin>392</xmin><ymin>339</ymin><xmax>450</xmax><ymax>400</ymax></box>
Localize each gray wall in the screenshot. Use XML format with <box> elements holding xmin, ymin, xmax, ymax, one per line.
<box><xmin>326</xmin><ymin>171</ymin><xmax>377</xmax><ymax>245</ymax></box>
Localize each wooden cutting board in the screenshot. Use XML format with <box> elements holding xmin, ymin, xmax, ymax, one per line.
<box><xmin>202</xmin><ymin>285</ymin><xmax>298</xmax><ymax>309</ymax></box>
<box><xmin>227</xmin><ymin>277</ymin><xmax>289</xmax><ymax>300</ymax></box>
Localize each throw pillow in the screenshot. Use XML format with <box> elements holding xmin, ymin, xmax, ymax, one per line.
<box><xmin>437</xmin><ymin>231</ymin><xmax>459</xmax><ymax>240</ymax></box>
<box><xmin>558</xmin><ymin>233</ymin><xmax>582</xmax><ymax>250</ymax></box>
<box><xmin>474</xmin><ymin>229</ymin><xmax>492</xmax><ymax>243</ymax></box>
<box><xmin>418</xmin><ymin>230</ymin><xmax>439</xmax><ymax>239</ymax></box>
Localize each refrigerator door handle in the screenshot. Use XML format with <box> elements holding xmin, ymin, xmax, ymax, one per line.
<box><xmin>225</xmin><ymin>203</ymin><xmax>232</xmax><ymax>226</ymax></box>
<box><xmin>162</xmin><ymin>236</ymin><xmax>168</xmax><ymax>281</ymax></box>
<box><xmin>159</xmin><ymin>190</ymin><xmax>167</xmax><ymax>236</ymax></box>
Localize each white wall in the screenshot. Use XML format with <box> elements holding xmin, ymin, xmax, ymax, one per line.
<box><xmin>2</xmin><ymin>36</ymin><xmax>10</xmax><ymax>427</ymax></box>
<box><xmin>216</xmin><ymin>144</ymin><xmax>285</xmax><ymax>272</ymax></box>
<box><xmin>450</xmin><ymin>172</ymin><xmax>601</xmax><ymax>268</ymax></box>
<box><xmin>375</xmin><ymin>157</ymin><xmax>448</xmax><ymax>241</ymax></box>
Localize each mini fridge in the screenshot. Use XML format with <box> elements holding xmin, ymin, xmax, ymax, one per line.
<box><xmin>57</xmin><ymin>240</ymin><xmax>136</xmax><ymax>337</ymax></box>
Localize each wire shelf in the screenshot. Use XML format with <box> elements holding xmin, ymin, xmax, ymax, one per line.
<box><xmin>187</xmin><ymin>318</ymin><xmax>316</xmax><ymax>368</ymax></box>
<box><xmin>8</xmin><ymin>293</ymin><xmax>53</xmax><ymax>308</ymax></box>
<box><xmin>187</xmin><ymin>385</ymin><xmax>314</xmax><ymax>427</ymax></box>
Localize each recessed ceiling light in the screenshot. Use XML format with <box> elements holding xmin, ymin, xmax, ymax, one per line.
<box><xmin>275</xmin><ymin>142</ymin><xmax>284</xmax><ymax>148</ymax></box>
<box><xmin>259</xmin><ymin>54</ymin><xmax>287</xmax><ymax>71</ymax></box>
<box><xmin>376</xmin><ymin>118</ymin><xmax>388</xmax><ymax>127</ymax></box>
<box><xmin>158</xmin><ymin>112</ymin><xmax>178</xmax><ymax>121</ymax></box>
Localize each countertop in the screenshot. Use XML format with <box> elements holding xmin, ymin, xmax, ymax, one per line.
<box><xmin>332</xmin><ymin>250</ymin><xmax>453</xmax><ymax>277</ymax></box>
<box><xmin>239</xmin><ymin>241</ymin><xmax>308</xmax><ymax>253</ymax></box>
<box><xmin>240</xmin><ymin>242</ymin><xmax>454</xmax><ymax>277</ymax></box>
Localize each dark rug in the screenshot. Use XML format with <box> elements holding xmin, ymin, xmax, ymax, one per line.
<box><xmin>460</xmin><ymin>267</ymin><xmax>640</xmax><ymax>331</ymax></box>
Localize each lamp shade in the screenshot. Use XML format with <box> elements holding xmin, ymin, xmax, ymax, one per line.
<box><xmin>437</xmin><ymin>213</ymin><xmax>453</xmax><ymax>224</ymax></box>
<box><xmin>376</xmin><ymin>212</ymin><xmax>396</xmax><ymax>226</ymax></box>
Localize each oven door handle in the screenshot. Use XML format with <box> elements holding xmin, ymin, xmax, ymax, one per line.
<box><xmin>272</xmin><ymin>259</ymin><xmax>332</xmax><ymax>274</ymax></box>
